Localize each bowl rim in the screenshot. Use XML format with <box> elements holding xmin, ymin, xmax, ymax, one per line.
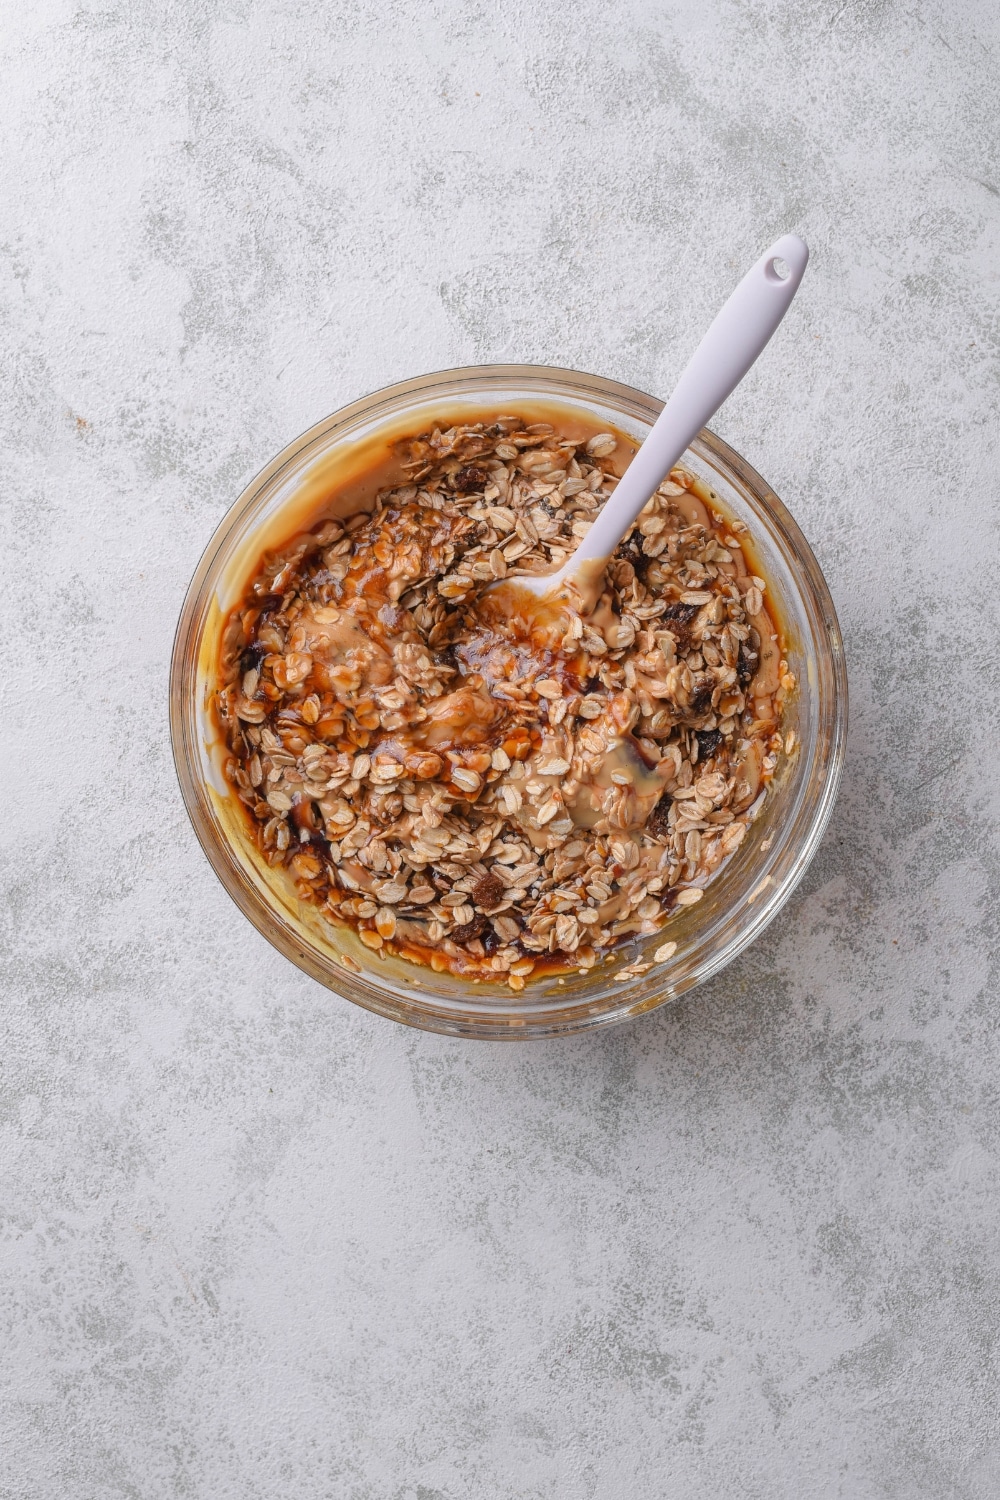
<box><xmin>169</xmin><ymin>362</ymin><xmax>848</xmax><ymax>1039</ymax></box>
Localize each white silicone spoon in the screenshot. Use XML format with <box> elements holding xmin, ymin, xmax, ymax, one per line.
<box><xmin>495</xmin><ymin>233</ymin><xmax>809</xmax><ymax>614</ymax></box>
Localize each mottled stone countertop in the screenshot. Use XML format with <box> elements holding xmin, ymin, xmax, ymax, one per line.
<box><xmin>3</xmin><ymin>2</ymin><xmax>999</xmax><ymax>1496</ymax></box>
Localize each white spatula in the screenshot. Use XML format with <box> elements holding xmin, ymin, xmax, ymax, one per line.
<box><xmin>491</xmin><ymin>234</ymin><xmax>809</xmax><ymax>614</ymax></box>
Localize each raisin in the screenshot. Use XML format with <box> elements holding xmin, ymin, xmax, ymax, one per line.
<box><xmin>471</xmin><ymin>873</ymin><xmax>505</xmax><ymax>910</ymax></box>
<box><xmin>737</xmin><ymin>642</ymin><xmax>759</xmax><ymax>686</ymax></box>
<box><xmin>695</xmin><ymin>729</ymin><xmax>722</xmax><ymax>761</ymax></box>
<box><xmin>689</xmin><ymin>683</ymin><xmax>713</xmax><ymax>715</ymax></box>
<box><xmin>645</xmin><ymin>793</ymin><xmax>673</xmax><ymax>839</ymax></box>
<box><xmin>451</xmin><ymin>914</ymin><xmax>488</xmax><ymax>945</ymax></box>
<box><xmin>454</xmin><ymin>465</ymin><xmax>489</xmax><ymax>494</ymax></box>
<box><xmin>621</xmin><ymin>535</ymin><xmax>646</xmax><ymax>570</ymax></box>
<box><xmin>663</xmin><ymin>602</ymin><xmax>699</xmax><ymax>626</ymax></box>
<box><xmin>240</xmin><ymin>643</ymin><xmax>266</xmax><ymax>674</ymax></box>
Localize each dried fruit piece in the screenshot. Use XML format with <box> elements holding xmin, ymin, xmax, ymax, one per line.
<box><xmin>471</xmin><ymin>873</ymin><xmax>505</xmax><ymax>910</ymax></box>
<box><xmin>454</xmin><ymin>465</ymin><xmax>490</xmax><ymax>493</ymax></box>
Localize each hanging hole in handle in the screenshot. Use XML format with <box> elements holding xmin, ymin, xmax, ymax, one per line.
<box><xmin>766</xmin><ymin>256</ymin><xmax>791</xmax><ymax>283</ymax></box>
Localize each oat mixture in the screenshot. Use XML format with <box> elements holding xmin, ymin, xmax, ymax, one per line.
<box><xmin>216</xmin><ymin>416</ymin><xmax>795</xmax><ymax>989</ymax></box>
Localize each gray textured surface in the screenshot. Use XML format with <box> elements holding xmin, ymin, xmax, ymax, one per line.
<box><xmin>2</xmin><ymin>1</ymin><xmax>999</xmax><ymax>1495</ymax></box>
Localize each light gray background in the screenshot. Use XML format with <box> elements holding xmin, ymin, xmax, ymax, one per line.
<box><xmin>2</xmin><ymin>1</ymin><xmax>998</xmax><ymax>1496</ymax></box>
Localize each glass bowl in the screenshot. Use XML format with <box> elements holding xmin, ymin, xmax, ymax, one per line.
<box><xmin>169</xmin><ymin>364</ymin><xmax>847</xmax><ymax>1039</ymax></box>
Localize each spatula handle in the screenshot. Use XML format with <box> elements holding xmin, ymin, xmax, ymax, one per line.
<box><xmin>575</xmin><ymin>234</ymin><xmax>809</xmax><ymax>566</ymax></box>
